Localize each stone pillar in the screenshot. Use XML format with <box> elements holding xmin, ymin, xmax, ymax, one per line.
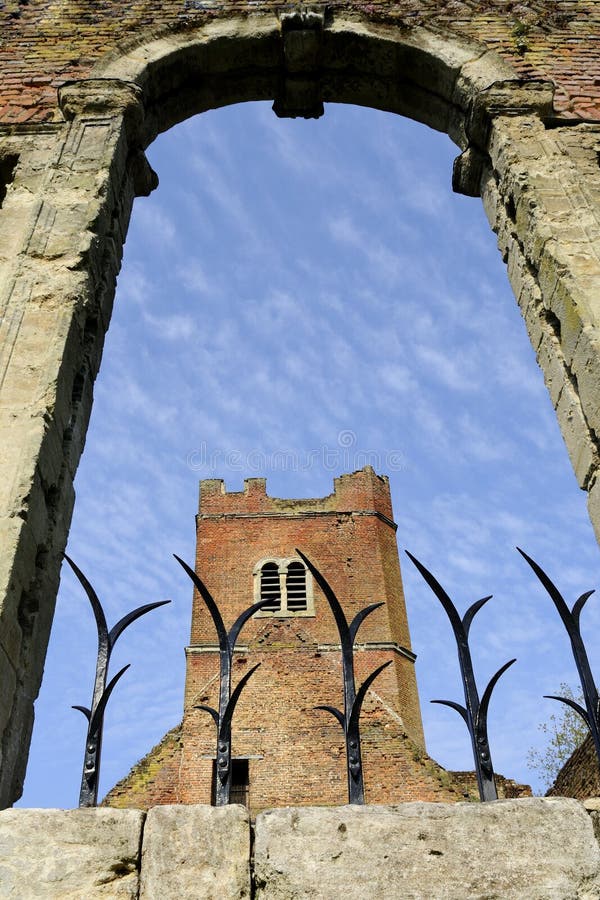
<box><xmin>0</xmin><ymin>78</ymin><xmax>155</xmax><ymax>807</ymax></box>
<box><xmin>456</xmin><ymin>81</ymin><xmax>600</xmax><ymax>543</ymax></box>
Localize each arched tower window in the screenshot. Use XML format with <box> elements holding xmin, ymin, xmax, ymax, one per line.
<box><xmin>254</xmin><ymin>558</ymin><xmax>314</xmax><ymax>617</ymax></box>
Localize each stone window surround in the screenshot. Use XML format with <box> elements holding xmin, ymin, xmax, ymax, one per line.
<box><xmin>253</xmin><ymin>557</ymin><xmax>315</xmax><ymax>617</ymax></box>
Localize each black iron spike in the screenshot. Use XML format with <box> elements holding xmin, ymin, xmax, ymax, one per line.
<box><xmin>544</xmin><ymin>694</ymin><xmax>591</xmax><ymax>730</ymax></box>
<box><xmin>108</xmin><ymin>601</ymin><xmax>171</xmax><ymax>651</ymax></box>
<box><xmin>478</xmin><ymin>659</ymin><xmax>516</xmax><ymax>734</ymax></box>
<box><xmin>174</xmin><ymin>555</ymin><xmax>228</xmax><ymax>649</ymax></box>
<box><xmin>174</xmin><ymin>554</ymin><xmax>235</xmax><ymax>800</ymax></box>
<box><xmin>347</xmin><ymin>661</ymin><xmax>392</xmax><ymax>740</ymax></box>
<box><xmin>406</xmin><ymin>550</ymin><xmax>515</xmax><ymax>802</ymax></box>
<box><xmin>296</xmin><ymin>549</ymin><xmax>352</xmax><ymax>651</ymax></box>
<box><xmin>64</xmin><ymin>554</ymin><xmax>109</xmax><ymax>720</ymax></box>
<box><xmin>314</xmin><ymin>704</ymin><xmax>346</xmax><ymax>728</ymax></box>
<box><xmin>405</xmin><ymin>550</ymin><xmax>463</xmax><ymax>635</ymax></box>
<box><xmin>518</xmin><ymin>548</ymin><xmax>600</xmax><ymax>765</ymax></box>
<box><xmin>431</xmin><ymin>699</ymin><xmax>469</xmax><ymax>725</ymax></box>
<box><xmin>349</xmin><ymin>603</ymin><xmax>384</xmax><ymax>645</ymax></box>
<box><xmin>298</xmin><ymin>549</ymin><xmax>387</xmax><ymax>804</ymax></box>
<box><xmin>220</xmin><ymin>664</ymin><xmax>261</xmax><ymax>737</ymax></box>
<box><xmin>195</xmin><ymin>704</ymin><xmax>220</xmax><ymax>727</ymax></box>
<box><xmin>229</xmin><ymin>602</ymin><xmax>271</xmax><ymax>650</ymax></box>
<box><xmin>64</xmin><ymin>554</ymin><xmax>108</xmax><ymax>646</ymax></box>
<box><xmin>65</xmin><ymin>556</ymin><xmax>170</xmax><ymax>808</ymax></box>
<box><xmin>345</xmin><ymin>661</ymin><xmax>392</xmax><ymax>803</ymax></box>
<box><xmin>211</xmin><ymin>665</ymin><xmax>261</xmax><ymax>794</ymax></box>
<box><xmin>177</xmin><ymin>555</ymin><xmax>269</xmax><ymax>805</ymax></box>
<box><xmin>572</xmin><ymin>590</ymin><xmax>595</xmax><ymax>630</ymax></box>
<box><xmin>462</xmin><ymin>596</ymin><xmax>492</xmax><ymax>639</ymax></box>
<box><xmin>76</xmin><ymin>663</ymin><xmax>130</xmax><ymax>799</ymax></box>
<box><xmin>87</xmin><ymin>664</ymin><xmax>130</xmax><ymax>738</ymax></box>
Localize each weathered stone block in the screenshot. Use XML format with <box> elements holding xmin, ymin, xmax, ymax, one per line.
<box><xmin>555</xmin><ymin>379</ymin><xmax>598</xmax><ymax>488</ymax></box>
<box><xmin>536</xmin><ymin>331</ymin><xmax>567</xmax><ymax>408</ymax></box>
<box><xmin>0</xmin><ymin>645</ymin><xmax>16</xmax><ymax>750</ymax></box>
<box><xmin>572</xmin><ymin>327</ymin><xmax>600</xmax><ymax>441</ymax></box>
<box><xmin>0</xmin><ymin>808</ymin><xmax>144</xmax><ymax>898</ymax></box>
<box><xmin>544</xmin><ymin>277</ymin><xmax>587</xmax><ymax>369</ymax></box>
<box><xmin>518</xmin><ymin>288</ymin><xmax>545</xmax><ymax>354</ymax></box>
<box><xmin>139</xmin><ymin>804</ymin><xmax>251</xmax><ymax>900</ymax></box>
<box><xmin>453</xmin><ymin>54</ymin><xmax>518</xmax><ymax>124</ymax></box>
<box><xmin>586</xmin><ymin>478</ymin><xmax>600</xmax><ymax>547</ymax></box>
<box><xmin>0</xmin><ymin>516</ymin><xmax>37</xmax><ymax>666</ymax></box>
<box><xmin>254</xmin><ymin>800</ymin><xmax>600</xmax><ymax>899</ymax></box>
<box><xmin>583</xmin><ymin>798</ymin><xmax>600</xmax><ymax>844</ymax></box>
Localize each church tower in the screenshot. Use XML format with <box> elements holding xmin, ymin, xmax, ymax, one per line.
<box><xmin>106</xmin><ymin>468</ymin><xmax>467</xmax><ymax>809</ymax></box>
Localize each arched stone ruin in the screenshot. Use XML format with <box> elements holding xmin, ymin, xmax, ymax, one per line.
<box><xmin>2</xmin><ymin>2</ymin><xmax>600</xmax><ymax>808</ymax></box>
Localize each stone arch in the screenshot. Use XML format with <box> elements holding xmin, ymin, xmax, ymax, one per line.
<box><xmin>2</xmin><ymin>9</ymin><xmax>600</xmax><ymax>808</ymax></box>
<box><xmin>90</xmin><ymin>14</ymin><xmax>516</xmax><ymax>145</ymax></box>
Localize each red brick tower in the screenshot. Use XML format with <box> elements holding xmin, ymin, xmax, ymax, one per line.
<box><xmin>106</xmin><ymin>468</ymin><xmax>469</xmax><ymax>809</ymax></box>
<box><xmin>180</xmin><ymin>467</ymin><xmax>424</xmax><ymax>807</ymax></box>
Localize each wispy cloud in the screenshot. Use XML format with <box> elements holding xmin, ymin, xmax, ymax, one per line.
<box><xmin>414</xmin><ymin>344</ymin><xmax>481</xmax><ymax>393</ymax></box>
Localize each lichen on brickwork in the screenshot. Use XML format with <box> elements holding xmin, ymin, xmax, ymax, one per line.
<box><xmin>103</xmin><ymin>724</ymin><xmax>183</xmax><ymax>809</ymax></box>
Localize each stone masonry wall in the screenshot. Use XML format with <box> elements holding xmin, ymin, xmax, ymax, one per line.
<box><xmin>1</xmin><ymin>799</ymin><xmax>600</xmax><ymax>899</ymax></box>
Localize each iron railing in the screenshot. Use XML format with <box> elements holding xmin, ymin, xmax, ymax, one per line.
<box><xmin>60</xmin><ymin>546</ymin><xmax>600</xmax><ymax>806</ymax></box>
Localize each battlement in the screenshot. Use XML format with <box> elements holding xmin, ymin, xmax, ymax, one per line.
<box><xmin>198</xmin><ymin>466</ymin><xmax>395</xmax><ymax>522</ymax></box>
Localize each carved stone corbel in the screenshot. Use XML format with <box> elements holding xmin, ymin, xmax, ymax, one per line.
<box><xmin>58</xmin><ymin>78</ymin><xmax>157</xmax><ymax>197</ymax></box>
<box><xmin>273</xmin><ymin>11</ymin><xmax>325</xmax><ymax>120</ymax></box>
<box><xmin>453</xmin><ymin>79</ymin><xmax>555</xmax><ymax>197</ymax></box>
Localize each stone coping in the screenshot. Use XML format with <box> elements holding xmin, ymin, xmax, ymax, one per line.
<box><xmin>1</xmin><ymin>799</ymin><xmax>599</xmax><ymax>898</ymax></box>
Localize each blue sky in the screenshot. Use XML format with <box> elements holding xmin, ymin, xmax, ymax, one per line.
<box><xmin>18</xmin><ymin>101</ymin><xmax>600</xmax><ymax>806</ymax></box>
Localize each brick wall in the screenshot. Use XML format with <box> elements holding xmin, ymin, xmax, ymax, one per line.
<box><xmin>448</xmin><ymin>770</ymin><xmax>532</xmax><ymax>801</ymax></box>
<box><xmin>104</xmin><ymin>725</ymin><xmax>184</xmax><ymax>808</ymax></box>
<box><xmin>547</xmin><ymin>734</ymin><xmax>600</xmax><ymax>800</ymax></box>
<box><xmin>1</xmin><ymin>2</ymin><xmax>600</xmax><ymax>125</ymax></box>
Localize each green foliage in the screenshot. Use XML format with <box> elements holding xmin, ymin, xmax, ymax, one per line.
<box><xmin>527</xmin><ymin>684</ymin><xmax>588</xmax><ymax>790</ymax></box>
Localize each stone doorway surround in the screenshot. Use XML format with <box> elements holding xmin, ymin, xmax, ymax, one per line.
<box><xmin>2</xmin><ymin>10</ymin><xmax>600</xmax><ymax>807</ymax></box>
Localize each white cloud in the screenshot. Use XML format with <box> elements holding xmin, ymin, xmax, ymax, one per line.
<box><xmin>414</xmin><ymin>344</ymin><xmax>481</xmax><ymax>393</ymax></box>
<box><xmin>132</xmin><ymin>203</ymin><xmax>177</xmax><ymax>248</ymax></box>
<box><xmin>456</xmin><ymin>413</ymin><xmax>516</xmax><ymax>463</ymax></box>
<box><xmin>377</xmin><ymin>362</ymin><xmax>418</xmax><ymax>395</ymax></box>
<box><xmin>176</xmin><ymin>260</ymin><xmax>212</xmax><ymax>296</ymax></box>
<box><xmin>142</xmin><ymin>311</ymin><xmax>197</xmax><ymax>341</ymax></box>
